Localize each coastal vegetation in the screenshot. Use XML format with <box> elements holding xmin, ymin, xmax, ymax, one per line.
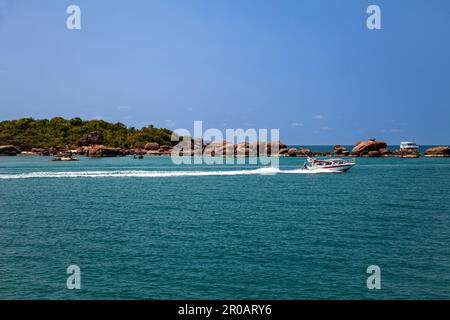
<box><xmin>0</xmin><ymin>117</ymin><xmax>174</xmax><ymax>149</ymax></box>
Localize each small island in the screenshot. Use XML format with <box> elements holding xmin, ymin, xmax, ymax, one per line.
<box><xmin>0</xmin><ymin>118</ymin><xmax>449</xmax><ymax>158</ymax></box>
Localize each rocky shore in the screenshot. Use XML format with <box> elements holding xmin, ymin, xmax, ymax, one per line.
<box><xmin>424</xmin><ymin>146</ymin><xmax>450</xmax><ymax>157</ymax></box>
<box><xmin>0</xmin><ymin>134</ymin><xmax>449</xmax><ymax>158</ymax></box>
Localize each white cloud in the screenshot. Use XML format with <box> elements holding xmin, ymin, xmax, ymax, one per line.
<box><xmin>313</xmin><ymin>114</ymin><xmax>324</xmax><ymax>120</ymax></box>
<box><xmin>118</xmin><ymin>105</ymin><xmax>131</xmax><ymax>110</ymax></box>
<box><xmin>389</xmin><ymin>128</ymin><xmax>402</xmax><ymax>133</ymax></box>
<box><xmin>291</xmin><ymin>122</ymin><xmax>304</xmax><ymax>127</ymax></box>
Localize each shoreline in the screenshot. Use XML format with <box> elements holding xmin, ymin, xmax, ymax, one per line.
<box><xmin>2</xmin><ymin>147</ymin><xmax>450</xmax><ymax>159</ymax></box>
<box><xmin>8</xmin><ymin>153</ymin><xmax>450</xmax><ymax>158</ymax></box>
<box><xmin>2</xmin><ymin>139</ymin><xmax>450</xmax><ymax>159</ymax></box>
<box><xmin>2</xmin><ymin>119</ymin><xmax>449</xmax><ymax>158</ymax></box>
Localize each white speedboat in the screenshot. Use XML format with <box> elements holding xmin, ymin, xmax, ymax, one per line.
<box><xmin>303</xmin><ymin>158</ymin><xmax>355</xmax><ymax>173</ymax></box>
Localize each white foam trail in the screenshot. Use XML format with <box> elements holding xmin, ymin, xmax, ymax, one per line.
<box><xmin>0</xmin><ymin>167</ymin><xmax>284</xmax><ymax>179</ymax></box>
<box><xmin>281</xmin><ymin>168</ymin><xmax>332</xmax><ymax>174</ymax></box>
<box><xmin>0</xmin><ymin>166</ymin><xmax>342</xmax><ymax>180</ymax></box>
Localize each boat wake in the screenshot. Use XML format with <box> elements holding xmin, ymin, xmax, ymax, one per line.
<box><xmin>0</xmin><ymin>167</ymin><xmax>336</xmax><ymax>179</ymax></box>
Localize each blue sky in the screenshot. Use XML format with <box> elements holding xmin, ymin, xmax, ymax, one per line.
<box><xmin>0</xmin><ymin>0</ymin><xmax>449</xmax><ymax>144</ymax></box>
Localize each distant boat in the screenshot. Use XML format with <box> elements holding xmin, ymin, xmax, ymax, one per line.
<box><xmin>51</xmin><ymin>156</ymin><xmax>79</xmax><ymax>161</ymax></box>
<box><xmin>400</xmin><ymin>141</ymin><xmax>419</xmax><ymax>151</ymax></box>
<box><xmin>303</xmin><ymin>158</ymin><xmax>355</xmax><ymax>173</ymax></box>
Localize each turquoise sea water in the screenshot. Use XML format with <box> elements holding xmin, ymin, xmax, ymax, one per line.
<box><xmin>0</xmin><ymin>154</ymin><xmax>450</xmax><ymax>299</ymax></box>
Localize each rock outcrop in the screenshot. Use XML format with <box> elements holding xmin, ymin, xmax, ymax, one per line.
<box><xmin>248</xmin><ymin>141</ymin><xmax>287</xmax><ymax>156</ymax></box>
<box><xmin>378</xmin><ymin>148</ymin><xmax>391</xmax><ymax>156</ymax></box>
<box><xmin>424</xmin><ymin>146</ymin><xmax>450</xmax><ymax>157</ymax></box>
<box><xmin>77</xmin><ymin>131</ymin><xmax>104</xmax><ymax>146</ymax></box>
<box><xmin>296</xmin><ymin>148</ymin><xmax>314</xmax><ymax>157</ymax></box>
<box><xmin>333</xmin><ymin>145</ymin><xmax>349</xmax><ymax>156</ymax></box>
<box><xmin>132</xmin><ymin>149</ymin><xmax>146</xmax><ymax>156</ymax></box>
<box><xmin>159</xmin><ymin>145</ymin><xmax>172</xmax><ymax>151</ymax></box>
<box><xmin>278</xmin><ymin>148</ymin><xmax>288</xmax><ymax>155</ymax></box>
<box><xmin>287</xmin><ymin>148</ymin><xmax>297</xmax><ymax>157</ymax></box>
<box><xmin>146</xmin><ymin>150</ymin><xmax>163</xmax><ymax>156</ymax></box>
<box><xmin>144</xmin><ymin>142</ymin><xmax>160</xmax><ymax>150</ymax></box>
<box><xmin>178</xmin><ymin>140</ymin><xmax>290</xmax><ymax>157</ymax></box>
<box><xmin>235</xmin><ymin>142</ymin><xmax>251</xmax><ymax>156</ymax></box>
<box><xmin>142</xmin><ymin>145</ymin><xmax>173</xmax><ymax>156</ymax></box>
<box><xmin>267</xmin><ymin>141</ymin><xmax>287</xmax><ymax>155</ymax></box>
<box><xmin>83</xmin><ymin>145</ymin><xmax>124</xmax><ymax>157</ymax></box>
<box><xmin>0</xmin><ymin>145</ymin><xmax>20</xmax><ymax>156</ymax></box>
<box><xmin>203</xmin><ymin>141</ymin><xmax>234</xmax><ymax>157</ymax></box>
<box><xmin>390</xmin><ymin>148</ymin><xmax>419</xmax><ymax>158</ymax></box>
<box><xmin>352</xmin><ymin>139</ymin><xmax>388</xmax><ymax>156</ymax></box>
<box><xmin>368</xmin><ymin>150</ymin><xmax>381</xmax><ymax>157</ymax></box>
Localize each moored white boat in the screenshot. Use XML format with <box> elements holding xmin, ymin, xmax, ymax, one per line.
<box><xmin>51</xmin><ymin>155</ymin><xmax>79</xmax><ymax>161</ymax></box>
<box><xmin>303</xmin><ymin>157</ymin><xmax>355</xmax><ymax>173</ymax></box>
<box><xmin>400</xmin><ymin>141</ymin><xmax>419</xmax><ymax>151</ymax></box>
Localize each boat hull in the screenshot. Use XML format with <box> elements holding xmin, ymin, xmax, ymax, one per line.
<box><xmin>306</xmin><ymin>163</ymin><xmax>355</xmax><ymax>173</ymax></box>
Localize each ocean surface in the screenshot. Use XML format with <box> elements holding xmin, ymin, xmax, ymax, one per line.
<box><xmin>1</xmin><ymin>152</ymin><xmax>450</xmax><ymax>299</ymax></box>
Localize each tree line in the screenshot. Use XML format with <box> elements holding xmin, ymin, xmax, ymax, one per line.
<box><xmin>0</xmin><ymin>117</ymin><xmax>174</xmax><ymax>149</ymax></box>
